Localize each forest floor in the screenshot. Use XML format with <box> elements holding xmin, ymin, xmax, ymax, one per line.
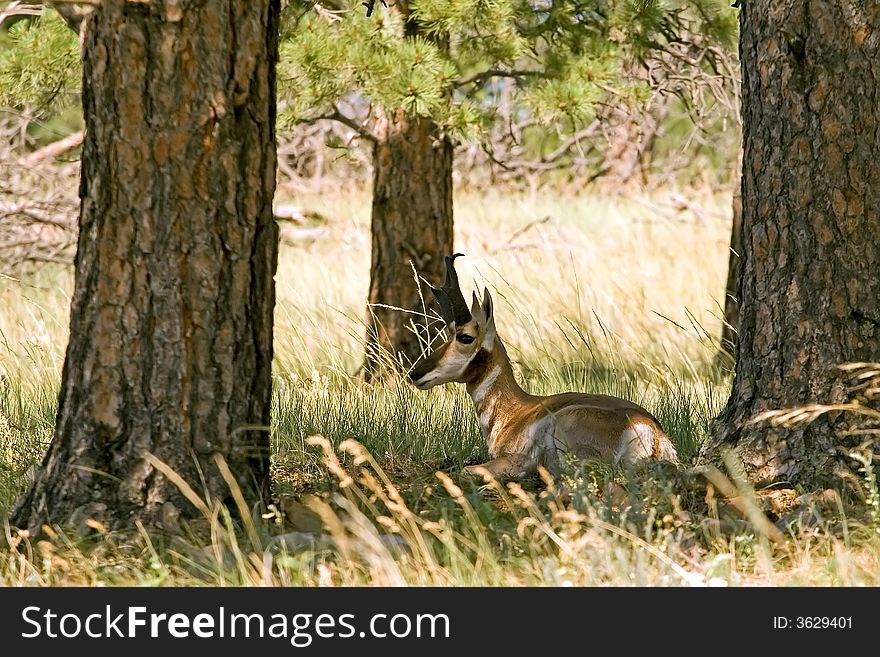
<box><xmin>2</xmin><ymin>188</ymin><xmax>879</xmax><ymax>585</ymax></box>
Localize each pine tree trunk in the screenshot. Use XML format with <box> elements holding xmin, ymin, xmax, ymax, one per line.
<box><xmin>717</xmin><ymin>147</ymin><xmax>743</xmax><ymax>365</ymax></box>
<box><xmin>364</xmin><ymin>111</ymin><xmax>454</xmax><ymax>379</ymax></box>
<box><xmin>707</xmin><ymin>1</ymin><xmax>880</xmax><ymax>488</ymax></box>
<box><xmin>13</xmin><ymin>0</ymin><xmax>280</xmax><ymax>533</ymax></box>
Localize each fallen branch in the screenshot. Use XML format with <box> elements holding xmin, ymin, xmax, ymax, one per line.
<box><xmin>0</xmin><ymin>1</ymin><xmax>42</xmax><ymax>29</ymax></box>
<box><xmin>698</xmin><ymin>464</ymin><xmax>786</xmax><ymax>544</ymax></box>
<box><xmin>18</xmin><ymin>129</ymin><xmax>84</xmax><ymax>167</ymax></box>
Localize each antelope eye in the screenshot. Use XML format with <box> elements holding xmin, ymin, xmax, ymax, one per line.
<box><xmin>456</xmin><ymin>333</ymin><xmax>475</xmax><ymax>345</ymax></box>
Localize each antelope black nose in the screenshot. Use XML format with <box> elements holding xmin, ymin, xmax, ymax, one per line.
<box><xmin>409</xmin><ymin>370</ymin><xmax>422</xmax><ymax>383</ymax></box>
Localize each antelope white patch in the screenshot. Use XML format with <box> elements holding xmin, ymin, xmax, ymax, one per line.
<box><xmin>527</xmin><ymin>415</ymin><xmax>557</xmax><ymax>463</ymax></box>
<box><xmin>479</xmin><ymin>399</ymin><xmax>497</xmax><ymax>441</ymax></box>
<box><xmin>471</xmin><ymin>366</ymin><xmax>501</xmax><ymax>405</ymax></box>
<box><xmin>615</xmin><ymin>423</ymin><xmax>655</xmax><ymax>462</ymax></box>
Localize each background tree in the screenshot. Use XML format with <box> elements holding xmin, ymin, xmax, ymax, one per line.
<box><xmin>281</xmin><ymin>2</ymin><xmax>466</xmax><ymax>378</ymax></box>
<box><xmin>280</xmin><ymin>0</ymin><xmax>728</xmax><ymax>377</ymax></box>
<box><xmin>707</xmin><ymin>0</ymin><xmax>880</xmax><ymax>489</ymax></box>
<box><xmin>13</xmin><ymin>0</ymin><xmax>281</xmax><ymax>533</ymax></box>
<box><xmin>3</xmin><ymin>3</ymin><xmax>739</xmax><ymax>358</ymax></box>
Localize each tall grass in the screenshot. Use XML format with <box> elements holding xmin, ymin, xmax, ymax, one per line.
<box><xmin>3</xmin><ymin>189</ymin><xmax>878</xmax><ymax>586</ymax></box>
<box><xmin>271</xmin><ymin>188</ymin><xmax>732</xmax><ymax>377</ymax></box>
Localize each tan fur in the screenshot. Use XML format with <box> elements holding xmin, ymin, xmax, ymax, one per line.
<box><xmin>411</xmin><ymin>289</ymin><xmax>678</xmax><ymax>482</ymax></box>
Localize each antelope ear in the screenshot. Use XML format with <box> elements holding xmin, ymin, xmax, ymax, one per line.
<box><xmin>481</xmin><ymin>288</ymin><xmax>493</xmax><ymax>323</ymax></box>
<box><xmin>470</xmin><ymin>291</ymin><xmax>483</xmax><ymax>322</ymax></box>
<box><xmin>481</xmin><ymin>288</ymin><xmax>496</xmax><ymax>349</ymax></box>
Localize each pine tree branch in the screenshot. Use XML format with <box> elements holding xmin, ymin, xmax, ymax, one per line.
<box><xmin>0</xmin><ymin>2</ymin><xmax>42</xmax><ymax>30</ymax></box>
<box><xmin>301</xmin><ymin>105</ymin><xmax>377</xmax><ymax>143</ymax></box>
<box><xmin>540</xmin><ymin>122</ymin><xmax>601</xmax><ymax>164</ymax></box>
<box><xmin>4</xmin><ymin>1</ymin><xmax>97</xmax><ymax>32</ymax></box>
<box><xmin>50</xmin><ymin>1</ymin><xmax>93</xmax><ymax>32</ymax></box>
<box><xmin>502</xmin><ymin>123</ymin><xmax>601</xmax><ymax>170</ymax></box>
<box><xmin>454</xmin><ymin>68</ymin><xmax>545</xmax><ymax>89</ymax></box>
<box><xmin>479</xmin><ymin>120</ymin><xmax>604</xmax><ymax>180</ymax></box>
<box><xmin>18</xmin><ymin>129</ymin><xmax>84</xmax><ymax>167</ymax></box>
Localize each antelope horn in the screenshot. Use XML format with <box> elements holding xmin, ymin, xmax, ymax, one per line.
<box><xmin>430</xmin><ymin>253</ymin><xmax>472</xmax><ymax>325</ymax></box>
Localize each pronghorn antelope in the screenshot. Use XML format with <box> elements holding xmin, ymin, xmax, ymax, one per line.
<box><xmin>409</xmin><ymin>254</ymin><xmax>678</xmax><ymax>482</ymax></box>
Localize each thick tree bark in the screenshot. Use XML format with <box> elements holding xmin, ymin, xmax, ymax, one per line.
<box><xmin>717</xmin><ymin>147</ymin><xmax>743</xmax><ymax>365</ymax></box>
<box><xmin>13</xmin><ymin>0</ymin><xmax>280</xmax><ymax>533</ymax></box>
<box><xmin>363</xmin><ymin>1</ymin><xmax>455</xmax><ymax>379</ymax></box>
<box><xmin>364</xmin><ymin>111</ymin><xmax>454</xmax><ymax>379</ymax></box>
<box><xmin>706</xmin><ymin>1</ymin><xmax>880</xmax><ymax>488</ymax></box>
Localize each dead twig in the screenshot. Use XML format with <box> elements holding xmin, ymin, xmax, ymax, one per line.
<box><xmin>698</xmin><ymin>463</ymin><xmax>786</xmax><ymax>544</ymax></box>
<box><xmin>18</xmin><ymin>130</ymin><xmax>84</xmax><ymax>167</ymax></box>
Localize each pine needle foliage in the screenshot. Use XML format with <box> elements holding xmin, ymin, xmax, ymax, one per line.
<box><xmin>0</xmin><ymin>9</ymin><xmax>80</xmax><ymax>117</ymax></box>
<box><xmin>279</xmin><ymin>0</ymin><xmax>737</xmax><ymax>148</ymax></box>
<box><xmin>0</xmin><ymin>3</ymin><xmax>737</xmax><ymax>163</ymax></box>
<box><xmin>612</xmin><ymin>0</ymin><xmax>737</xmax><ymax>65</ymax></box>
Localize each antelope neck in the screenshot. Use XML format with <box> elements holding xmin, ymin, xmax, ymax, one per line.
<box><xmin>465</xmin><ymin>340</ymin><xmax>528</xmax><ymax>445</ymax></box>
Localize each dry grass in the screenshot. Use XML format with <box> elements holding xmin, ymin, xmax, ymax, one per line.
<box><xmin>271</xmin><ymin>187</ymin><xmax>731</xmax><ymax>378</ymax></box>
<box><xmin>2</xmin><ymin>187</ymin><xmax>879</xmax><ymax>587</ymax></box>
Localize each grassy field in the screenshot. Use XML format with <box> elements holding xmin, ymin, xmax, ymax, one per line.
<box><xmin>2</xmin><ymin>188</ymin><xmax>879</xmax><ymax>586</ymax></box>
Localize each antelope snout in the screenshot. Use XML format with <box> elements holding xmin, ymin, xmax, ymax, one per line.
<box><xmin>409</xmin><ymin>368</ymin><xmax>434</xmax><ymax>389</ymax></box>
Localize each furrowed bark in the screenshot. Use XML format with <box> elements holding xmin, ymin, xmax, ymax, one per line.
<box><xmin>365</xmin><ymin>111</ymin><xmax>454</xmax><ymax>378</ymax></box>
<box><xmin>13</xmin><ymin>0</ymin><xmax>281</xmax><ymax>533</ymax></box>
<box><xmin>707</xmin><ymin>1</ymin><xmax>880</xmax><ymax>489</ymax></box>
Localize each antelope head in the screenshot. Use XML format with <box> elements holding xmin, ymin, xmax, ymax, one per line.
<box><xmin>409</xmin><ymin>254</ymin><xmax>496</xmax><ymax>389</ymax></box>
